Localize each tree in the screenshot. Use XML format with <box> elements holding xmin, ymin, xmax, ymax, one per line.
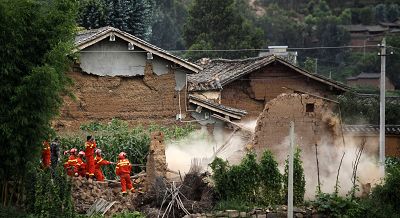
<box><xmin>183</xmin><ymin>0</ymin><xmax>264</xmax><ymax>60</ymax></box>
<box><xmin>0</xmin><ymin>0</ymin><xmax>77</xmax><ymax>207</ymax></box>
<box><xmin>150</xmin><ymin>0</ymin><xmax>188</xmax><ymax>50</ymax></box>
<box><xmin>259</xmin><ymin>149</ymin><xmax>282</xmax><ymax>204</ymax></box>
<box><xmin>283</xmin><ymin>147</ymin><xmax>306</xmax><ymax>205</ymax></box>
<box><xmin>78</xmin><ymin>0</ymin><xmax>154</xmax><ymax>40</ymax></box>
<box><xmin>387</xmin><ymin>35</ymin><xmax>400</xmax><ymax>88</ymax></box>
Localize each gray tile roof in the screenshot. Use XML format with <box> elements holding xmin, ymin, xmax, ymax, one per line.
<box><xmin>189</xmin><ymin>95</ymin><xmax>247</xmax><ymax>117</ymax></box>
<box><xmin>343</xmin><ymin>125</ymin><xmax>400</xmax><ymax>135</ymax></box>
<box><xmin>188</xmin><ymin>55</ymin><xmax>349</xmax><ymax>92</ymax></box>
<box><xmin>347</xmin><ymin>72</ymin><xmax>381</xmax><ymax>80</ymax></box>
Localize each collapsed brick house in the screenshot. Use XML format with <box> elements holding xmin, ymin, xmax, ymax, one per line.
<box><xmin>187</xmin><ymin>55</ymin><xmax>349</xmax><ymax>126</ymax></box>
<box><xmin>55</xmin><ymin>27</ymin><xmax>202</xmax><ymax>131</ymax></box>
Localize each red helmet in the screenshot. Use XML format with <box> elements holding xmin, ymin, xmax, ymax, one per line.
<box><xmin>118</xmin><ymin>152</ymin><xmax>127</xmax><ymax>159</ymax></box>
<box><xmin>70</xmin><ymin>148</ymin><xmax>77</xmax><ymax>154</ymax></box>
<box><xmin>95</xmin><ymin>149</ymin><xmax>102</xmax><ymax>155</ymax></box>
<box><xmin>78</xmin><ymin>151</ymin><xmax>85</xmax><ymax>157</ymax></box>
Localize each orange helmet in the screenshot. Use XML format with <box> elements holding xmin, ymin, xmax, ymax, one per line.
<box><xmin>95</xmin><ymin>149</ymin><xmax>102</xmax><ymax>155</ymax></box>
<box><xmin>70</xmin><ymin>148</ymin><xmax>78</xmax><ymax>154</ymax></box>
<box><xmin>118</xmin><ymin>152</ymin><xmax>127</xmax><ymax>159</ymax></box>
<box><xmin>78</xmin><ymin>151</ymin><xmax>85</xmax><ymax>157</ymax></box>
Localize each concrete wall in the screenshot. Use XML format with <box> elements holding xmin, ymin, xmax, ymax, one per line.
<box><xmin>55</xmin><ymin>63</ymin><xmax>186</xmax><ymax>131</ymax></box>
<box><xmin>221</xmin><ymin>62</ymin><xmax>340</xmax><ymax>118</ymax></box>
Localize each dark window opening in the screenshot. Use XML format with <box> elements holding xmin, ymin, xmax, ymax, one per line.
<box><xmin>306</xmin><ymin>103</ymin><xmax>315</xmax><ymax>112</ymax></box>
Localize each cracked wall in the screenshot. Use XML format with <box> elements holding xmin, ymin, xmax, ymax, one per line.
<box><xmin>55</xmin><ymin>62</ymin><xmax>184</xmax><ymax>131</ymax></box>
<box><xmin>221</xmin><ymin>63</ymin><xmax>341</xmax><ymax>119</ymax></box>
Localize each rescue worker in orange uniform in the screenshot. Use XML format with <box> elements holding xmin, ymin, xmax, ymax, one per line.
<box><xmin>94</xmin><ymin>149</ymin><xmax>113</xmax><ymax>181</ymax></box>
<box><xmin>76</xmin><ymin>151</ymin><xmax>87</xmax><ymax>177</ymax></box>
<box><xmin>41</xmin><ymin>141</ymin><xmax>51</xmax><ymax>168</ymax></box>
<box><xmin>115</xmin><ymin>152</ymin><xmax>134</xmax><ymax>194</ymax></box>
<box><xmin>64</xmin><ymin>148</ymin><xmax>79</xmax><ymax>176</ymax></box>
<box><xmin>85</xmin><ymin>135</ymin><xmax>97</xmax><ymax>178</ymax></box>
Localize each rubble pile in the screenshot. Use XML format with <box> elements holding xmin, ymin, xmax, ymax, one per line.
<box><xmin>71</xmin><ymin>173</ymin><xmax>146</xmax><ymax>214</ymax></box>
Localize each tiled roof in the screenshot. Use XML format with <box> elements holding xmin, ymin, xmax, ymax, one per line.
<box><xmin>343</xmin><ymin>25</ymin><xmax>368</xmax><ymax>32</ymax></box>
<box><xmin>74</xmin><ymin>26</ymin><xmax>202</xmax><ymax>73</ymax></box>
<box><xmin>188</xmin><ymin>55</ymin><xmax>349</xmax><ymax>92</ymax></box>
<box><xmin>347</xmin><ymin>72</ymin><xmax>381</xmax><ymax>80</ymax></box>
<box><xmin>343</xmin><ymin>125</ymin><xmax>400</xmax><ymax>135</ymax></box>
<box><xmin>188</xmin><ymin>95</ymin><xmax>247</xmax><ymax>117</ymax></box>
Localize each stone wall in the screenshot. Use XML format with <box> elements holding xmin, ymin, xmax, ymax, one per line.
<box><xmin>55</xmin><ymin>63</ymin><xmax>185</xmax><ymax>131</ymax></box>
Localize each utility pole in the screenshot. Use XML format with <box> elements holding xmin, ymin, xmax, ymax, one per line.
<box><xmin>379</xmin><ymin>38</ymin><xmax>386</xmax><ymax>175</ymax></box>
<box><xmin>288</xmin><ymin>121</ymin><xmax>294</xmax><ymax>218</ymax></box>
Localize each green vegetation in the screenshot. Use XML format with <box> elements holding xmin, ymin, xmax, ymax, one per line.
<box><xmin>78</xmin><ymin>0</ymin><xmax>154</xmax><ymax>40</ymax></box>
<box><xmin>183</xmin><ymin>0</ymin><xmax>264</xmax><ymax>59</ymax></box>
<box><xmin>283</xmin><ymin>147</ymin><xmax>306</xmax><ymax>205</ymax></box>
<box><xmin>338</xmin><ymin>92</ymin><xmax>400</xmax><ymax>124</ymax></box>
<box><xmin>0</xmin><ymin>0</ymin><xmax>77</xmax><ymax>211</ymax></box>
<box><xmin>210</xmin><ymin>149</ymin><xmax>302</xmax><ymax>209</ymax></box>
<box><xmin>60</xmin><ymin>119</ymin><xmax>195</xmax><ymax>179</ymax></box>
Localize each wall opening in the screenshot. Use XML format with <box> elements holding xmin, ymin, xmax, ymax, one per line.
<box><xmin>306</xmin><ymin>103</ymin><xmax>315</xmax><ymax>112</ymax></box>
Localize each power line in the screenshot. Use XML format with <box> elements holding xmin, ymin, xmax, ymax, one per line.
<box><xmin>77</xmin><ymin>45</ymin><xmax>380</xmax><ymax>53</ymax></box>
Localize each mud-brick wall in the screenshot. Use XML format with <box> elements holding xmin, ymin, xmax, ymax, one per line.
<box><xmin>221</xmin><ymin>63</ymin><xmax>342</xmax><ymax>118</ymax></box>
<box><xmin>252</xmin><ymin>94</ymin><xmax>339</xmax><ymax>157</ymax></box>
<box><xmin>55</xmin><ymin>63</ymin><xmax>183</xmax><ymax>131</ymax></box>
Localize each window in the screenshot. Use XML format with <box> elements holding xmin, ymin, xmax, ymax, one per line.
<box><xmin>306</xmin><ymin>103</ymin><xmax>315</xmax><ymax>112</ymax></box>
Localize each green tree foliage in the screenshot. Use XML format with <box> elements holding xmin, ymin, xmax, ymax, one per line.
<box><xmin>60</xmin><ymin>119</ymin><xmax>194</xmax><ymax>179</ymax></box>
<box><xmin>358</xmin><ymin>158</ymin><xmax>400</xmax><ymax>217</ymax></box>
<box><xmin>0</xmin><ymin>0</ymin><xmax>77</xmax><ymax>206</ymax></box>
<box><xmin>283</xmin><ymin>147</ymin><xmax>305</xmax><ymax>206</ymax></box>
<box><xmin>30</xmin><ymin>167</ymin><xmax>75</xmax><ymax>217</ymax></box>
<box><xmin>259</xmin><ymin>150</ymin><xmax>282</xmax><ymax>205</ymax></box>
<box><xmin>150</xmin><ymin>0</ymin><xmax>188</xmax><ymax>50</ymax></box>
<box><xmin>257</xmin><ymin>4</ymin><xmax>305</xmax><ymax>48</ymax></box>
<box><xmin>78</xmin><ymin>0</ymin><xmax>154</xmax><ymax>40</ymax></box>
<box><xmin>210</xmin><ymin>150</ymin><xmax>283</xmax><ymax>207</ymax></box>
<box><xmin>183</xmin><ymin>0</ymin><xmax>264</xmax><ymax>60</ymax></box>
<box><xmin>338</xmin><ymin>92</ymin><xmax>400</xmax><ymax>125</ymax></box>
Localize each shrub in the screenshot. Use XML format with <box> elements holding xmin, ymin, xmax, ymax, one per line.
<box><xmin>259</xmin><ymin>150</ymin><xmax>282</xmax><ymax>205</ymax></box>
<box><xmin>210</xmin><ymin>150</ymin><xmax>283</xmax><ymax>207</ymax></box>
<box><xmin>312</xmin><ymin>193</ymin><xmax>363</xmax><ymax>217</ymax></box>
<box><xmin>283</xmin><ymin>147</ymin><xmax>305</xmax><ymax>205</ymax></box>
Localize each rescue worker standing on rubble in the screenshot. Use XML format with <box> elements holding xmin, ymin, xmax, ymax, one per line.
<box><xmin>85</xmin><ymin>135</ymin><xmax>97</xmax><ymax>178</ymax></box>
<box><xmin>94</xmin><ymin>149</ymin><xmax>113</xmax><ymax>181</ymax></box>
<box><xmin>41</xmin><ymin>140</ymin><xmax>51</xmax><ymax>168</ymax></box>
<box><xmin>64</xmin><ymin>148</ymin><xmax>79</xmax><ymax>176</ymax></box>
<box><xmin>76</xmin><ymin>151</ymin><xmax>86</xmax><ymax>177</ymax></box>
<box><xmin>115</xmin><ymin>152</ymin><xmax>134</xmax><ymax>195</ymax></box>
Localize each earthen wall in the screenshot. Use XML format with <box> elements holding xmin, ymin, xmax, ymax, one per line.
<box><xmin>55</xmin><ymin>63</ymin><xmax>184</xmax><ymax>131</ymax></box>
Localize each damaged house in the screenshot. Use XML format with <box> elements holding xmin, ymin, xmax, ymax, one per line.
<box><xmin>55</xmin><ymin>27</ymin><xmax>202</xmax><ymax>130</ymax></box>
<box><xmin>187</xmin><ymin>55</ymin><xmax>349</xmax><ymax>126</ymax></box>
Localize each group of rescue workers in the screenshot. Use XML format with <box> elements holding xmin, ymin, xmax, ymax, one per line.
<box><xmin>42</xmin><ymin>135</ymin><xmax>136</xmax><ymax>195</ymax></box>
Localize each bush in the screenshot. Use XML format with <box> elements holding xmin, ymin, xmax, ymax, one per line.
<box><xmin>358</xmin><ymin>157</ymin><xmax>400</xmax><ymax>217</ymax></box>
<box><xmin>283</xmin><ymin>147</ymin><xmax>305</xmax><ymax>206</ymax></box>
<box><xmin>312</xmin><ymin>192</ymin><xmax>363</xmax><ymax>217</ymax></box>
<box><xmin>210</xmin><ymin>150</ymin><xmax>283</xmax><ymax>208</ymax></box>
<box><xmin>259</xmin><ymin>150</ymin><xmax>282</xmax><ymax>205</ymax></box>
<box><xmin>60</xmin><ymin>119</ymin><xmax>194</xmax><ymax>179</ymax></box>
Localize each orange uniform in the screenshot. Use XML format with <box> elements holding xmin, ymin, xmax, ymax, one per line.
<box><xmin>116</xmin><ymin>158</ymin><xmax>134</xmax><ymax>193</ymax></box>
<box><xmin>41</xmin><ymin>141</ymin><xmax>51</xmax><ymax>168</ymax></box>
<box><xmin>94</xmin><ymin>156</ymin><xmax>111</xmax><ymax>181</ymax></box>
<box><xmin>76</xmin><ymin>157</ymin><xmax>86</xmax><ymax>177</ymax></box>
<box><xmin>85</xmin><ymin>140</ymin><xmax>96</xmax><ymax>177</ymax></box>
<box><xmin>64</xmin><ymin>155</ymin><xmax>78</xmax><ymax>176</ymax></box>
